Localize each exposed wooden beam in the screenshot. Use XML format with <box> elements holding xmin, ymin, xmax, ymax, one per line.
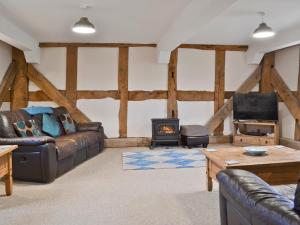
<box><xmin>179</xmin><ymin>44</ymin><xmax>248</xmax><ymax>51</ymax></box>
<box><xmin>214</xmin><ymin>50</ymin><xmax>225</xmax><ymax>135</ymax></box>
<box><xmin>118</xmin><ymin>47</ymin><xmax>129</xmax><ymax>138</ymax></box>
<box><xmin>129</xmin><ymin>90</ymin><xmax>167</xmax><ymax>101</ymax></box>
<box><xmin>66</xmin><ymin>46</ymin><xmax>78</xmax><ymax>105</ymax></box>
<box><xmin>78</xmin><ymin>90</ymin><xmax>119</xmax><ymax>100</ymax></box>
<box><xmin>167</xmin><ymin>49</ymin><xmax>178</xmax><ymax>118</ymax></box>
<box><xmin>40</xmin><ymin>43</ymin><xmax>156</xmax><ymax>48</ymax></box>
<box><xmin>177</xmin><ymin>91</ymin><xmax>214</xmax><ymax>101</ymax></box>
<box><xmin>11</xmin><ymin>48</ymin><xmax>29</xmax><ymax>110</ymax></box>
<box><xmin>271</xmin><ymin>68</ymin><xmax>300</xmax><ymax>120</ymax></box>
<box><xmin>0</xmin><ymin>61</ymin><xmax>16</xmax><ymax>108</ymax></box>
<box><xmin>259</xmin><ymin>52</ymin><xmax>275</xmax><ymax>93</ymax></box>
<box><xmin>27</xmin><ymin>64</ymin><xmax>91</xmax><ymax>123</ymax></box>
<box><xmin>295</xmin><ymin>49</ymin><xmax>300</xmax><ymax>141</ymax></box>
<box><xmin>205</xmin><ymin>66</ymin><xmax>262</xmax><ymax>134</ymax></box>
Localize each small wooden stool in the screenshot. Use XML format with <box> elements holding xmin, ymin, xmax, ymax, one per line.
<box><xmin>180</xmin><ymin>125</ymin><xmax>209</xmax><ymax>148</ymax></box>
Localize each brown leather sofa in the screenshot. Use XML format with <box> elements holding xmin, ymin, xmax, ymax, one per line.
<box><xmin>217</xmin><ymin>169</ymin><xmax>300</xmax><ymax>225</ymax></box>
<box><xmin>0</xmin><ymin>107</ymin><xmax>104</xmax><ymax>183</ymax></box>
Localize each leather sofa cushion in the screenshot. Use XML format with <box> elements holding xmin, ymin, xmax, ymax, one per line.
<box><xmin>55</xmin><ymin>131</ymin><xmax>100</xmax><ymax>160</ymax></box>
<box><xmin>55</xmin><ymin>138</ymin><xmax>78</xmax><ymax>161</ymax></box>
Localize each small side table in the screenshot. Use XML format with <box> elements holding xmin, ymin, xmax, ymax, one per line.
<box><xmin>0</xmin><ymin>145</ymin><xmax>18</xmax><ymax>196</ymax></box>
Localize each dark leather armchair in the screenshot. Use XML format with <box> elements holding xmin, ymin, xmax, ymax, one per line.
<box><xmin>0</xmin><ymin>107</ymin><xmax>105</xmax><ymax>183</ymax></box>
<box><xmin>217</xmin><ymin>169</ymin><xmax>300</xmax><ymax>225</ymax></box>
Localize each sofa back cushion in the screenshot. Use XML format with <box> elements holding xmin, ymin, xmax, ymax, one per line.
<box><xmin>0</xmin><ymin>109</ymin><xmax>31</xmax><ymax>138</ymax></box>
<box><xmin>42</xmin><ymin>114</ymin><xmax>62</xmax><ymax>137</ymax></box>
<box><xmin>59</xmin><ymin>113</ymin><xmax>76</xmax><ymax>134</ymax></box>
<box><xmin>13</xmin><ymin>119</ymin><xmax>42</xmax><ymax>137</ymax></box>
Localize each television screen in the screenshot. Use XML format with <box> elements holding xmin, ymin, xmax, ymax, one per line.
<box><xmin>233</xmin><ymin>92</ymin><xmax>278</xmax><ymax>121</ymax></box>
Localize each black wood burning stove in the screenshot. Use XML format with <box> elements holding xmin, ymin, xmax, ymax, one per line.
<box><xmin>150</xmin><ymin>118</ymin><xmax>179</xmax><ymax>149</ymax></box>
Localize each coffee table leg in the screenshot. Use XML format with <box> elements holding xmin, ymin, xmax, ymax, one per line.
<box><xmin>206</xmin><ymin>158</ymin><xmax>213</xmax><ymax>191</ymax></box>
<box><xmin>5</xmin><ymin>153</ymin><xmax>13</xmax><ymax>196</ymax></box>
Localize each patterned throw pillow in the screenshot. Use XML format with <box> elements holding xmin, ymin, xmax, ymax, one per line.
<box><xmin>13</xmin><ymin>120</ymin><xmax>42</xmax><ymax>137</ymax></box>
<box><xmin>59</xmin><ymin>113</ymin><xmax>76</xmax><ymax>134</ymax></box>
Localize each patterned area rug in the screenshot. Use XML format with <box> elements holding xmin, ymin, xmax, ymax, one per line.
<box><xmin>122</xmin><ymin>149</ymin><xmax>206</xmax><ymax>170</ymax></box>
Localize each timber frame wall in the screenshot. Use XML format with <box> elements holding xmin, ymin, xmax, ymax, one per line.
<box><xmin>1</xmin><ymin>43</ymin><xmax>300</xmax><ymax>143</ymax></box>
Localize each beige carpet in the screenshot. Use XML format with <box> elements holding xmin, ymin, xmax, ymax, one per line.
<box><xmin>0</xmin><ymin>147</ymin><xmax>220</xmax><ymax>225</ymax></box>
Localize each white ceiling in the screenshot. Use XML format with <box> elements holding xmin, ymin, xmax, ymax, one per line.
<box><xmin>0</xmin><ymin>0</ymin><xmax>191</xmax><ymax>43</ymax></box>
<box><xmin>0</xmin><ymin>0</ymin><xmax>300</xmax><ymax>45</ymax></box>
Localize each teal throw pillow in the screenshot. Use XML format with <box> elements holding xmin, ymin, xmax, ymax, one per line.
<box><xmin>59</xmin><ymin>113</ymin><xmax>76</xmax><ymax>134</ymax></box>
<box><xmin>42</xmin><ymin>114</ymin><xmax>62</xmax><ymax>137</ymax></box>
<box><xmin>13</xmin><ymin>120</ymin><xmax>42</xmax><ymax>137</ymax></box>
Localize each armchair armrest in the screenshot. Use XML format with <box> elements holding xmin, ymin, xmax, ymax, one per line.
<box><xmin>76</xmin><ymin>122</ymin><xmax>102</xmax><ymax>132</ymax></box>
<box><xmin>0</xmin><ymin>136</ymin><xmax>55</xmax><ymax>146</ymax></box>
<box><xmin>217</xmin><ymin>169</ymin><xmax>300</xmax><ymax>225</ymax></box>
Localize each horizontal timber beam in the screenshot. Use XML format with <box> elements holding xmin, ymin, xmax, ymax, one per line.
<box><xmin>179</xmin><ymin>44</ymin><xmax>248</xmax><ymax>51</ymax></box>
<box><xmin>0</xmin><ymin>90</ymin><xmax>287</xmax><ymax>103</ymax></box>
<box><xmin>39</xmin><ymin>43</ymin><xmax>157</xmax><ymax>48</ymax></box>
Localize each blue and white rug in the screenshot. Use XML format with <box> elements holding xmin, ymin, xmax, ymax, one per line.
<box><xmin>122</xmin><ymin>149</ymin><xmax>206</xmax><ymax>170</ymax></box>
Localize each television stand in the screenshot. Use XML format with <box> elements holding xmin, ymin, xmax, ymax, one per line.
<box><xmin>233</xmin><ymin>121</ymin><xmax>279</xmax><ymax>146</ymax></box>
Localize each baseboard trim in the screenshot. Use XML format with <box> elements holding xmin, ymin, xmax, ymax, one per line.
<box><xmin>104</xmin><ymin>135</ymin><xmax>232</xmax><ymax>148</ymax></box>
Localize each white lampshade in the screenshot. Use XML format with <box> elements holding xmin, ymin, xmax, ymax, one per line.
<box><xmin>72</xmin><ymin>17</ymin><xmax>95</xmax><ymax>34</ymax></box>
<box><xmin>253</xmin><ymin>12</ymin><xmax>275</xmax><ymax>39</ymax></box>
<box><xmin>253</xmin><ymin>22</ymin><xmax>275</xmax><ymax>38</ymax></box>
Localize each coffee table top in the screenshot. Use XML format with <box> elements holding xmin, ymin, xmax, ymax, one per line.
<box><xmin>203</xmin><ymin>145</ymin><xmax>300</xmax><ymax>169</ymax></box>
<box><xmin>0</xmin><ymin>145</ymin><xmax>18</xmax><ymax>157</ymax></box>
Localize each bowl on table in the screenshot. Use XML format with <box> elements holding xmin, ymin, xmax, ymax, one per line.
<box><xmin>243</xmin><ymin>146</ymin><xmax>268</xmax><ymax>156</ymax></box>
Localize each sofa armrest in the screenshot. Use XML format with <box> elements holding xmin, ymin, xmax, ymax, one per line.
<box><xmin>76</xmin><ymin>122</ymin><xmax>102</xmax><ymax>132</ymax></box>
<box><xmin>0</xmin><ymin>136</ymin><xmax>55</xmax><ymax>146</ymax></box>
<box><xmin>217</xmin><ymin>169</ymin><xmax>300</xmax><ymax>225</ymax></box>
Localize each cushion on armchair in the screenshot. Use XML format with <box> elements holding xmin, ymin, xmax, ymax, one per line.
<box><xmin>13</xmin><ymin>120</ymin><xmax>42</xmax><ymax>137</ymax></box>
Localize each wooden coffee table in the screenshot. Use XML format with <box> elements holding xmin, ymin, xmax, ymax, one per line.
<box><xmin>0</xmin><ymin>145</ymin><xmax>18</xmax><ymax>196</ymax></box>
<box><xmin>203</xmin><ymin>146</ymin><xmax>300</xmax><ymax>191</ymax></box>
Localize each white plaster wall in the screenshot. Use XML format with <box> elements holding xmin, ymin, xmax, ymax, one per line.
<box><xmin>0</xmin><ymin>41</ymin><xmax>12</xmax><ymax>110</ymax></box>
<box><xmin>128</xmin><ymin>100</ymin><xmax>167</xmax><ymax>137</ymax></box>
<box><xmin>77</xmin><ymin>48</ymin><xmax>119</xmax><ymax>137</ymax></box>
<box><xmin>127</xmin><ymin>47</ymin><xmax>167</xmax><ymax>137</ymax></box>
<box><xmin>31</xmin><ymin>47</ymin><xmax>66</xmax><ymax>91</ymax></box>
<box><xmin>129</xmin><ymin>47</ymin><xmax>167</xmax><ymax>90</ymax></box>
<box><xmin>177</xmin><ymin>49</ymin><xmax>215</xmax><ymax>91</ymax></box>
<box><xmin>275</xmin><ymin>46</ymin><xmax>300</xmax><ymax>139</ymax></box>
<box><xmin>77</xmin><ymin>99</ymin><xmax>119</xmax><ymax>138</ymax></box>
<box><xmin>225</xmin><ymin>51</ymin><xmax>257</xmax><ymax>91</ymax></box>
<box><xmin>78</xmin><ymin>48</ymin><xmax>118</xmax><ymax>90</ymax></box>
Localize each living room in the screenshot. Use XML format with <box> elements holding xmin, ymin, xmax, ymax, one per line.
<box><xmin>1</xmin><ymin>0</ymin><xmax>300</xmax><ymax>225</ymax></box>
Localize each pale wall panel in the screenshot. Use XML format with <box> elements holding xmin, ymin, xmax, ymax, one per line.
<box><xmin>178</xmin><ymin>101</ymin><xmax>214</xmax><ymax>126</ymax></box>
<box><xmin>225</xmin><ymin>51</ymin><xmax>257</xmax><ymax>91</ymax></box>
<box><xmin>177</xmin><ymin>49</ymin><xmax>215</xmax><ymax>91</ymax></box>
<box><xmin>275</xmin><ymin>46</ymin><xmax>299</xmax><ymax>91</ymax></box>
<box><xmin>0</xmin><ymin>41</ymin><xmax>12</xmax><ymax>110</ymax></box>
<box><xmin>77</xmin><ymin>99</ymin><xmax>119</xmax><ymax>138</ymax></box>
<box><xmin>279</xmin><ymin>103</ymin><xmax>294</xmax><ymax>139</ymax></box>
<box><xmin>127</xmin><ymin>100</ymin><xmax>167</xmax><ymax>137</ymax></box>
<box><xmin>129</xmin><ymin>47</ymin><xmax>167</xmax><ymax>90</ymax></box>
<box><xmin>31</xmin><ymin>47</ymin><xmax>66</xmax><ymax>91</ymax></box>
<box><xmin>78</xmin><ymin>47</ymin><xmax>118</xmax><ymax>90</ymax></box>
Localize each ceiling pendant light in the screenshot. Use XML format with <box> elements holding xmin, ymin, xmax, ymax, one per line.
<box><xmin>253</xmin><ymin>12</ymin><xmax>275</xmax><ymax>38</ymax></box>
<box><xmin>72</xmin><ymin>17</ymin><xmax>96</xmax><ymax>34</ymax></box>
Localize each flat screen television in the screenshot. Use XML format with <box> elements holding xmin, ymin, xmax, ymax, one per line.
<box><xmin>233</xmin><ymin>92</ymin><xmax>278</xmax><ymax>121</ymax></box>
